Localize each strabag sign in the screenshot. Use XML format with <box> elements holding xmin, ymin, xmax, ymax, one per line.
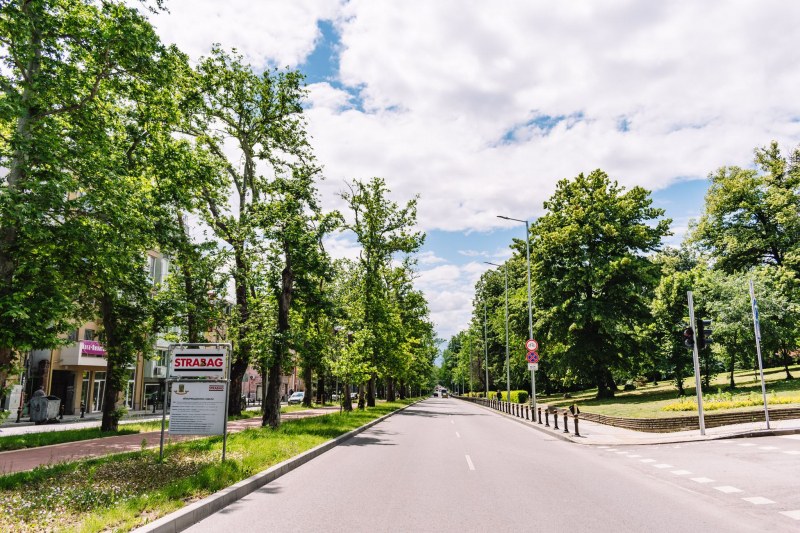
<box><xmin>169</xmin><ymin>348</ymin><xmax>228</xmax><ymax>379</ymax></box>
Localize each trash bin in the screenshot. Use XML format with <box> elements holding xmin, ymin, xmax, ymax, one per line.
<box><xmin>29</xmin><ymin>395</ymin><xmax>61</xmax><ymax>424</ymax></box>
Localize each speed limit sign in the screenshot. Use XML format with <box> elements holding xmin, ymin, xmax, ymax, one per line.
<box><xmin>525</xmin><ymin>339</ymin><xmax>538</xmax><ymax>352</ymax></box>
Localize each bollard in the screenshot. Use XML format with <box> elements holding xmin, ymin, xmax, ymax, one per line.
<box><xmin>553</xmin><ymin>410</ymin><xmax>559</xmax><ymax>430</ymax></box>
<box><xmin>516</xmin><ymin>404</ymin><xmax>520</xmax><ymax>417</ymax></box>
<box><xmin>525</xmin><ymin>405</ymin><xmax>529</xmax><ymax>420</ymax></box>
<box><xmin>573</xmin><ymin>414</ymin><xmax>580</xmax><ymax>437</ymax></box>
<box><xmin>563</xmin><ymin>411</ymin><xmax>569</xmax><ymax>433</ymax></box>
<box><xmin>537</xmin><ymin>407</ymin><xmax>542</xmax><ymax>424</ymax></box>
<box><xmin>544</xmin><ymin>409</ymin><xmax>550</xmax><ymax>427</ymax></box>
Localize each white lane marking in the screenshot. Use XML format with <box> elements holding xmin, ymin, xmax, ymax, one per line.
<box><xmin>640</xmin><ymin>459</ymin><xmax>656</xmax><ymax>463</ymax></box>
<box><xmin>597</xmin><ymin>446</ymin><xmax>610</xmax><ymax>449</ymax></box>
<box><xmin>714</xmin><ymin>486</ymin><xmax>743</xmax><ymax>494</ymax></box>
<box><xmin>465</xmin><ymin>455</ymin><xmax>475</xmax><ymax>471</ymax></box>
<box><xmin>627</xmin><ymin>454</ymin><xmax>641</xmax><ymax>458</ymax></box>
<box><xmin>742</xmin><ymin>497</ymin><xmax>774</xmax><ymax>505</ymax></box>
<box><xmin>671</xmin><ymin>470</ymin><xmax>692</xmax><ymax>475</ymax></box>
<box><xmin>780</xmin><ymin>510</ymin><xmax>800</xmax><ymax>520</ymax></box>
<box><xmin>615</xmin><ymin>451</ymin><xmax>629</xmax><ymax>455</ymax></box>
<box><xmin>783</xmin><ymin>450</ymin><xmax>800</xmax><ymax>455</ymax></box>
<box><xmin>738</xmin><ymin>442</ymin><xmax>756</xmax><ymax>447</ymax></box>
<box><xmin>759</xmin><ymin>446</ymin><xmax>778</xmax><ymax>450</ymax></box>
<box><xmin>691</xmin><ymin>477</ymin><xmax>715</xmax><ymax>483</ymax></box>
<box><xmin>653</xmin><ymin>463</ymin><xmax>673</xmax><ymax>469</ymax></box>
<box><xmin>456</xmin><ymin>432</ymin><xmax>461</xmax><ymax>438</ymax></box>
<box><xmin>451</xmin><ymin>420</ymin><xmax>455</xmax><ymax>425</ymax></box>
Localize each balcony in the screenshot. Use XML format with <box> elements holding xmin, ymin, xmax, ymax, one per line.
<box><xmin>59</xmin><ymin>340</ymin><xmax>108</xmax><ymax>368</ymax></box>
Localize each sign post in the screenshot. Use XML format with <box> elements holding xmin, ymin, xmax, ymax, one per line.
<box><xmin>524</xmin><ymin>340</ymin><xmax>539</xmax><ymax>417</ymax></box>
<box><xmin>160</xmin><ymin>343</ymin><xmax>231</xmax><ymax>462</ymax></box>
<box><xmin>687</xmin><ymin>292</ymin><xmax>706</xmax><ymax>436</ymax></box>
<box><xmin>749</xmin><ymin>279</ymin><xmax>770</xmax><ymax>429</ymax></box>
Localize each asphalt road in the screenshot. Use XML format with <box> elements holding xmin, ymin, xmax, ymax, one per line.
<box><xmin>186</xmin><ymin>398</ymin><xmax>799</xmax><ymax>532</ymax></box>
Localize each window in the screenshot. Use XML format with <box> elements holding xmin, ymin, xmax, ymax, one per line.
<box><xmin>67</xmin><ymin>329</ymin><xmax>79</xmax><ymax>342</ymax></box>
<box><xmin>83</xmin><ymin>329</ymin><xmax>95</xmax><ymax>341</ymax></box>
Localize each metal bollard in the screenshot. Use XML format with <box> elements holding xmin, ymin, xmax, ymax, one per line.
<box><xmin>553</xmin><ymin>410</ymin><xmax>559</xmax><ymax>430</ymax></box>
<box><xmin>573</xmin><ymin>414</ymin><xmax>580</xmax><ymax>437</ymax></box>
<box><xmin>544</xmin><ymin>410</ymin><xmax>550</xmax><ymax>427</ymax></box>
<box><xmin>563</xmin><ymin>411</ymin><xmax>569</xmax><ymax>433</ymax></box>
<box><xmin>525</xmin><ymin>405</ymin><xmax>529</xmax><ymax>420</ymax></box>
<box><xmin>537</xmin><ymin>407</ymin><xmax>542</xmax><ymax>424</ymax></box>
<box><xmin>516</xmin><ymin>404</ymin><xmax>520</xmax><ymax>417</ymax></box>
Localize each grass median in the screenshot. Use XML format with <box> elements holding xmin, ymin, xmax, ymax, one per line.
<box><xmin>537</xmin><ymin>364</ymin><xmax>800</xmax><ymax>418</ymax></box>
<box><xmin>0</xmin><ymin>399</ymin><xmax>414</xmax><ymax>532</ymax></box>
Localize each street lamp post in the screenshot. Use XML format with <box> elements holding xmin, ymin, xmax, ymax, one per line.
<box><xmin>485</xmin><ymin>261</ymin><xmax>510</xmax><ymax>402</ymax></box>
<box><xmin>484</xmin><ymin>298</ymin><xmax>489</xmax><ymax>398</ymax></box>
<box><xmin>497</xmin><ymin>215</ymin><xmax>537</xmax><ymax>416</ymax></box>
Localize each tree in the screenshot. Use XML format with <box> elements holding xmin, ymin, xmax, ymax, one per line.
<box><xmin>341</xmin><ymin>178</ymin><xmax>424</xmax><ymax>406</ymax></box>
<box><xmin>532</xmin><ymin>170</ymin><xmax>671</xmax><ymax>398</ymax></box>
<box><xmin>184</xmin><ymin>46</ymin><xmax>313</xmax><ymax>415</ymax></box>
<box><xmin>695</xmin><ymin>142</ymin><xmax>800</xmax><ymax>274</ymax></box>
<box><xmin>0</xmin><ymin>0</ymin><xmax>168</xmax><ymax>392</ymax></box>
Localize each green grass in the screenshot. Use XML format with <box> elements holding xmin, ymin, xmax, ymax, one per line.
<box><xmin>0</xmin><ymin>400</ymin><xmax>415</xmax><ymax>532</ymax></box>
<box><xmin>0</xmin><ymin>405</ymin><xmax>323</xmax><ymax>452</ymax></box>
<box><xmin>537</xmin><ymin>364</ymin><xmax>800</xmax><ymax>418</ymax></box>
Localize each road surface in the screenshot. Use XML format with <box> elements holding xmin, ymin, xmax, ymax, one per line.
<box><xmin>186</xmin><ymin>398</ymin><xmax>799</xmax><ymax>532</ymax></box>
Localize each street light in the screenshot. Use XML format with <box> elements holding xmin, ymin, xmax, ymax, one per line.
<box><xmin>484</xmin><ymin>296</ymin><xmax>489</xmax><ymax>398</ymax></box>
<box><xmin>485</xmin><ymin>261</ymin><xmax>510</xmax><ymax>402</ymax></box>
<box><xmin>497</xmin><ymin>215</ymin><xmax>537</xmax><ymax>416</ymax></box>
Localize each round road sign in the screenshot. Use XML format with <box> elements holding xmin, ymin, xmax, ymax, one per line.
<box><xmin>525</xmin><ymin>339</ymin><xmax>539</xmax><ymax>352</ymax></box>
<box><xmin>526</xmin><ymin>351</ymin><xmax>539</xmax><ymax>364</ymax></box>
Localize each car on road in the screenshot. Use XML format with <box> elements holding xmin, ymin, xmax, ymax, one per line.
<box><xmin>287</xmin><ymin>391</ymin><xmax>305</xmax><ymax>405</ymax></box>
<box><xmin>441</xmin><ymin>390</ymin><xmax>448</xmax><ymax>398</ymax></box>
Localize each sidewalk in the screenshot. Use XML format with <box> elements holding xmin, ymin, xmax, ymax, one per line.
<box><xmin>0</xmin><ymin>406</ymin><xmax>341</xmax><ymax>475</ymax></box>
<box><xmin>470</xmin><ymin>400</ymin><xmax>800</xmax><ymax>446</ymax></box>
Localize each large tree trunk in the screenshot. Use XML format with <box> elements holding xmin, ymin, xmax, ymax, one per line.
<box><xmin>781</xmin><ymin>344</ymin><xmax>794</xmax><ymax>380</ymax></box>
<box><xmin>398</xmin><ymin>381</ymin><xmax>406</xmax><ymax>400</ymax></box>
<box><xmin>367</xmin><ymin>374</ymin><xmax>376</xmax><ymax>407</ymax></box>
<box><xmin>342</xmin><ymin>381</ymin><xmax>352</xmax><ymax>411</ymax></box>
<box><xmin>228</xmin><ymin>251</ymin><xmax>251</xmax><ymax>415</ymax></box>
<box><xmin>302</xmin><ymin>365</ymin><xmax>312</xmax><ymax>407</ymax></box>
<box><xmin>728</xmin><ymin>352</ymin><xmax>736</xmax><ymax>389</ymax></box>
<box><xmin>100</xmin><ymin>293</ymin><xmax>120</xmax><ymax>432</ymax></box>
<box><xmin>357</xmin><ymin>383</ymin><xmax>365</xmax><ymax>410</ymax></box>
<box><xmin>316</xmin><ymin>374</ymin><xmax>325</xmax><ymax>404</ymax></box>
<box><xmin>386</xmin><ymin>376</ymin><xmax>396</xmax><ymax>402</ymax></box>
<box><xmin>263</xmin><ymin>257</ymin><xmax>294</xmax><ymax>428</ymax></box>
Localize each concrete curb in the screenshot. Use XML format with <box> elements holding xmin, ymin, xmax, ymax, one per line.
<box><xmin>134</xmin><ymin>401</ymin><xmax>421</xmax><ymax>533</ymax></box>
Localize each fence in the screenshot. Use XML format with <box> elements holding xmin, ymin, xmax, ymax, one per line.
<box><xmin>457</xmin><ymin>395</ymin><xmax>581</xmax><ymax>437</ymax></box>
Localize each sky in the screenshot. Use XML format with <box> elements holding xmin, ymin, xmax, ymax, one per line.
<box><xmin>146</xmin><ymin>0</ymin><xmax>800</xmax><ymax>342</ymax></box>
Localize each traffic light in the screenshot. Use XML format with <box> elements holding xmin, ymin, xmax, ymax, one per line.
<box><xmin>682</xmin><ymin>327</ymin><xmax>694</xmax><ymax>349</ymax></box>
<box><xmin>697</xmin><ymin>318</ymin><xmax>712</xmax><ymax>349</ymax></box>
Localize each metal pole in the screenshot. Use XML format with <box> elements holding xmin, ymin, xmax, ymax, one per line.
<box><xmin>523</xmin><ymin>220</ymin><xmax>537</xmax><ymax>418</ymax></box>
<box><xmin>504</xmin><ymin>263</ymin><xmax>510</xmax><ymax>402</ymax></box>
<box><xmin>749</xmin><ymin>279</ymin><xmax>770</xmax><ymax>429</ymax></box>
<box><xmin>688</xmin><ymin>291</ymin><xmax>706</xmax><ymax>435</ymax></box>
<box><xmin>484</xmin><ymin>300</ymin><xmax>489</xmax><ymax>398</ymax></box>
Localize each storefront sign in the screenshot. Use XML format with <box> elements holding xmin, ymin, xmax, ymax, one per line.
<box><xmin>81</xmin><ymin>340</ymin><xmax>107</xmax><ymax>356</ymax></box>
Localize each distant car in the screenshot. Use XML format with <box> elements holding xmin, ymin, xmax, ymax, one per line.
<box><xmin>287</xmin><ymin>391</ymin><xmax>305</xmax><ymax>405</ymax></box>
<box><xmin>441</xmin><ymin>390</ymin><xmax>448</xmax><ymax>398</ymax></box>
<box><xmin>331</xmin><ymin>393</ymin><xmax>340</xmax><ymax>401</ymax></box>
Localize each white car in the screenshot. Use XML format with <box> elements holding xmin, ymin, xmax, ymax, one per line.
<box><xmin>287</xmin><ymin>391</ymin><xmax>305</xmax><ymax>405</ymax></box>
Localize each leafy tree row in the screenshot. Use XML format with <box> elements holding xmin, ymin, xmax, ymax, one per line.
<box><xmin>1</xmin><ymin>0</ymin><xmax>436</xmax><ymax>430</ymax></box>
<box><xmin>450</xmin><ymin>142</ymin><xmax>800</xmax><ymax>399</ymax></box>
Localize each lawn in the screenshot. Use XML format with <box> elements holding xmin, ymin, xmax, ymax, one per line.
<box><xmin>537</xmin><ymin>364</ymin><xmax>800</xmax><ymax>418</ymax></box>
<box><xmin>0</xmin><ymin>400</ymin><xmax>414</xmax><ymax>532</ymax></box>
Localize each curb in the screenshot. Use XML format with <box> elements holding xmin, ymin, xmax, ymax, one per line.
<box><xmin>134</xmin><ymin>401</ymin><xmax>421</xmax><ymax>533</ymax></box>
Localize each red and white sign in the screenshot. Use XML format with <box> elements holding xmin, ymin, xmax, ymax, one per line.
<box><xmin>525</xmin><ymin>339</ymin><xmax>539</xmax><ymax>352</ymax></box>
<box><xmin>169</xmin><ymin>348</ymin><xmax>228</xmax><ymax>378</ymax></box>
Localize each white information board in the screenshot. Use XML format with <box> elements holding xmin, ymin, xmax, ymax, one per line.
<box><xmin>168</xmin><ymin>381</ymin><xmax>227</xmax><ymax>436</ymax></box>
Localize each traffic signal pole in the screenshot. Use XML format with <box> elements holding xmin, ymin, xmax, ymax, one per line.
<box><xmin>687</xmin><ymin>291</ymin><xmax>706</xmax><ymax>435</ymax></box>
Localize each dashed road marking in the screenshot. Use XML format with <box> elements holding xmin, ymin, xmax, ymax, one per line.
<box><xmin>605</xmin><ymin>448</ymin><xmax>617</xmax><ymax>452</ymax></box>
<box><xmin>456</xmin><ymin>432</ymin><xmax>460</xmax><ymax>438</ymax></box>
<box><xmin>691</xmin><ymin>477</ymin><xmax>714</xmax><ymax>483</ymax></box>
<box><xmin>671</xmin><ymin>470</ymin><xmax>692</xmax><ymax>475</ymax></box>
<box><xmin>597</xmin><ymin>446</ymin><xmax>610</xmax><ymax>449</ymax></box>
<box><xmin>738</xmin><ymin>443</ymin><xmax>756</xmax><ymax>447</ymax></box>
<box><xmin>780</xmin><ymin>510</ymin><xmax>800</xmax><ymax>520</ymax></box>
<box><xmin>714</xmin><ymin>486</ymin><xmax>743</xmax><ymax>494</ymax></box>
<box><xmin>627</xmin><ymin>454</ymin><xmax>641</xmax><ymax>458</ymax></box>
<box><xmin>783</xmin><ymin>450</ymin><xmax>800</xmax><ymax>455</ymax></box>
<box><xmin>465</xmin><ymin>455</ymin><xmax>475</xmax><ymax>471</ymax></box>
<box><xmin>742</xmin><ymin>497</ymin><xmax>774</xmax><ymax>505</ymax></box>
<box><xmin>653</xmin><ymin>463</ymin><xmax>673</xmax><ymax>469</ymax></box>
<box><xmin>451</xmin><ymin>420</ymin><xmax>454</xmax><ymax>425</ymax></box>
<box><xmin>640</xmin><ymin>459</ymin><xmax>656</xmax><ymax>463</ymax></box>
<box><xmin>759</xmin><ymin>446</ymin><xmax>778</xmax><ymax>450</ymax></box>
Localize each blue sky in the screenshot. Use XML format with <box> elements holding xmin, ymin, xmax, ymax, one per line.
<box><xmin>149</xmin><ymin>0</ymin><xmax>800</xmax><ymax>341</ymax></box>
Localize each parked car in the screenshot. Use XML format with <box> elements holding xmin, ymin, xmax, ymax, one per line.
<box><xmin>350</xmin><ymin>392</ymin><xmax>359</xmax><ymax>400</ymax></box>
<box><xmin>288</xmin><ymin>391</ymin><xmax>305</xmax><ymax>405</ymax></box>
